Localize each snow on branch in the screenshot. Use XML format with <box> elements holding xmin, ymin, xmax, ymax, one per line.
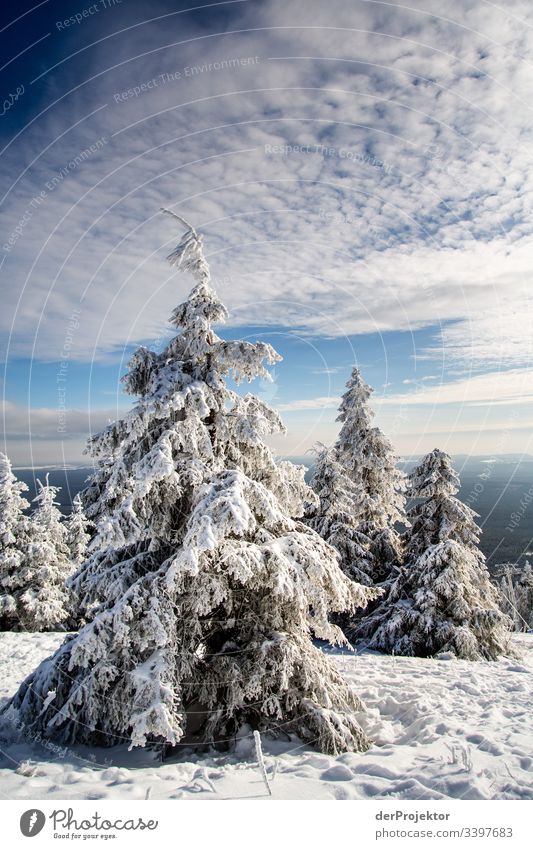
<box><xmin>160</xmin><ymin>208</ymin><xmax>210</xmax><ymax>284</ymax></box>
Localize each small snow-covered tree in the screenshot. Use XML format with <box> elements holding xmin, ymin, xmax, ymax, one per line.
<box><xmin>25</xmin><ymin>478</ymin><xmax>72</xmax><ymax>630</ymax></box>
<box><xmin>496</xmin><ymin>561</ymin><xmax>533</xmax><ymax>632</ymax></box>
<box><xmin>354</xmin><ymin>449</ymin><xmax>512</xmax><ymax>659</ymax></box>
<box><xmin>0</xmin><ymin>453</ymin><xmax>28</xmax><ymax>547</ymax></box>
<box><xmin>64</xmin><ymin>492</ymin><xmax>91</xmax><ymax>627</ymax></box>
<box><xmin>308</xmin><ymin>443</ymin><xmax>374</xmax><ymax>585</ymax></box>
<box><xmin>332</xmin><ymin>367</ymin><xmax>406</xmax><ymax>584</ymax></box>
<box><xmin>516</xmin><ymin>561</ymin><xmax>533</xmax><ymax>631</ymax></box>
<box><xmin>5</xmin><ymin>213</ymin><xmax>378</xmax><ymax>754</ymax></box>
<box><xmin>0</xmin><ymin>454</ymin><xmax>32</xmax><ymax>629</ymax></box>
<box><xmin>66</xmin><ymin>493</ymin><xmax>91</xmax><ymax>565</ymax></box>
<box><xmin>1</xmin><ymin>474</ymin><xmax>72</xmax><ymax>631</ymax></box>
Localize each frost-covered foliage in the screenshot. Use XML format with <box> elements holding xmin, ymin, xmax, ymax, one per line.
<box><xmin>355</xmin><ymin>450</ymin><xmax>512</xmax><ymax>659</ymax></box>
<box><xmin>336</xmin><ymin>368</ymin><xmax>405</xmax><ymax>531</ymax></box>
<box><xmin>308</xmin><ymin>444</ymin><xmax>374</xmax><ymax>585</ymax></box>
<box><xmin>25</xmin><ymin>478</ymin><xmax>73</xmax><ymax>630</ymax></box>
<box><xmin>0</xmin><ymin>454</ymin><xmax>32</xmax><ymax>629</ymax></box>
<box><xmin>496</xmin><ymin>561</ymin><xmax>533</xmax><ymax>632</ymax></box>
<box><xmin>66</xmin><ymin>493</ymin><xmax>91</xmax><ymax>566</ymax></box>
<box><xmin>5</xmin><ymin>213</ymin><xmax>377</xmax><ymax>755</ymax></box>
<box><xmin>65</xmin><ymin>493</ymin><xmax>91</xmax><ymax>626</ymax></box>
<box><xmin>0</xmin><ymin>453</ymin><xmax>29</xmax><ymax>547</ymax></box>
<box><xmin>310</xmin><ymin>368</ymin><xmax>406</xmax><ymax>586</ymax></box>
<box><xmin>0</xmin><ymin>473</ymin><xmax>72</xmax><ymax>632</ymax></box>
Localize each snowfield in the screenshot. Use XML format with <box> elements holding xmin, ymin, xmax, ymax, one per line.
<box><xmin>0</xmin><ymin>632</ymin><xmax>531</xmax><ymax>801</ymax></box>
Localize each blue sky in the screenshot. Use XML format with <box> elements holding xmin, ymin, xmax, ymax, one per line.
<box><xmin>1</xmin><ymin>0</ymin><xmax>533</xmax><ymax>465</ymax></box>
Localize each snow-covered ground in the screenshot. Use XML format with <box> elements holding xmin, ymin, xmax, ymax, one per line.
<box><xmin>0</xmin><ymin>632</ymin><xmax>531</xmax><ymax>801</ymax></box>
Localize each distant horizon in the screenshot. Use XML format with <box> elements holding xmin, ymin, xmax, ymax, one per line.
<box><xmin>10</xmin><ymin>451</ymin><xmax>533</xmax><ymax>472</ymax></box>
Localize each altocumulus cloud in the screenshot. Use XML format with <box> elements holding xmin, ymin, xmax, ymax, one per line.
<box><xmin>1</xmin><ymin>0</ymin><xmax>533</xmax><ymax>459</ymax></box>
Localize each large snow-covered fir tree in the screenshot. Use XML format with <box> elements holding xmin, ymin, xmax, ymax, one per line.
<box><xmin>5</xmin><ymin>212</ymin><xmax>378</xmax><ymax>754</ymax></box>
<box><xmin>355</xmin><ymin>449</ymin><xmax>512</xmax><ymax>659</ymax></box>
<box><xmin>310</xmin><ymin>368</ymin><xmax>406</xmax><ymax>586</ymax></box>
<box><xmin>0</xmin><ymin>454</ymin><xmax>32</xmax><ymax>630</ymax></box>
<box><xmin>0</xmin><ymin>471</ymin><xmax>72</xmax><ymax>631</ymax></box>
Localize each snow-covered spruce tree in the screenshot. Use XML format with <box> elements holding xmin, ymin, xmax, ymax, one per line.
<box><xmin>516</xmin><ymin>561</ymin><xmax>533</xmax><ymax>631</ymax></box>
<box><xmin>0</xmin><ymin>474</ymin><xmax>72</xmax><ymax>631</ymax></box>
<box><xmin>308</xmin><ymin>443</ymin><xmax>374</xmax><ymax>585</ymax></box>
<box><xmin>65</xmin><ymin>492</ymin><xmax>92</xmax><ymax>627</ymax></box>
<box><xmin>0</xmin><ymin>454</ymin><xmax>32</xmax><ymax>629</ymax></box>
<box><xmin>66</xmin><ymin>493</ymin><xmax>91</xmax><ymax>566</ymax></box>
<box><xmin>496</xmin><ymin>561</ymin><xmax>533</xmax><ymax>632</ymax></box>
<box><xmin>0</xmin><ymin>453</ymin><xmax>29</xmax><ymax>547</ymax></box>
<box><xmin>354</xmin><ymin>449</ymin><xmax>512</xmax><ymax>659</ymax></box>
<box><xmin>333</xmin><ymin>368</ymin><xmax>406</xmax><ymax>584</ymax></box>
<box><xmin>25</xmin><ymin>477</ymin><xmax>73</xmax><ymax>629</ymax></box>
<box><xmin>5</xmin><ymin>212</ymin><xmax>379</xmax><ymax>754</ymax></box>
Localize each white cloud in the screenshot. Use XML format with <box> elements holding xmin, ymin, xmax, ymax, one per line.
<box><xmin>277</xmin><ymin>395</ymin><xmax>341</xmax><ymax>412</ymax></box>
<box><xmin>402</xmin><ymin>375</ymin><xmax>439</xmax><ymax>384</ymax></box>
<box><xmin>0</xmin><ymin>399</ymin><xmax>125</xmax><ymax>462</ymax></box>
<box><xmin>1</xmin><ymin>0</ymin><xmax>533</xmax><ymax>372</ymax></box>
<box><xmin>1</xmin><ymin>400</ymin><xmax>125</xmax><ymax>438</ymax></box>
<box><xmin>379</xmin><ymin>367</ymin><xmax>533</xmax><ymax>407</ymax></box>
